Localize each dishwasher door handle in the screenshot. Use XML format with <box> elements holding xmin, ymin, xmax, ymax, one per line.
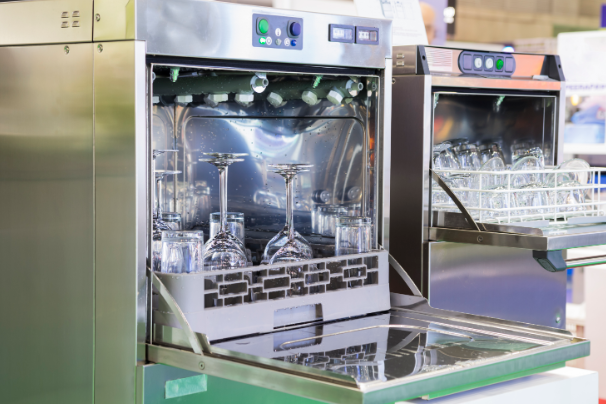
<box><xmin>533</xmin><ymin>250</ymin><xmax>606</xmax><ymax>272</ymax></box>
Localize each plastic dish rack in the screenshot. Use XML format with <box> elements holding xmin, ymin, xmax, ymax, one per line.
<box><xmin>432</xmin><ymin>166</ymin><xmax>606</xmax><ymax>224</ymax></box>
<box><xmin>153</xmin><ymin>249</ymin><xmax>390</xmax><ymax>341</ymax></box>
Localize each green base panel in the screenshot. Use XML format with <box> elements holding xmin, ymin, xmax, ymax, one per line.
<box><xmin>139</xmin><ymin>364</ymin><xmax>323</xmax><ymax>404</ymax></box>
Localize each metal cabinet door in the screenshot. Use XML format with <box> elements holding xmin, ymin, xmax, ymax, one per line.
<box><xmin>0</xmin><ymin>44</ymin><xmax>94</xmax><ymax>402</ymax></box>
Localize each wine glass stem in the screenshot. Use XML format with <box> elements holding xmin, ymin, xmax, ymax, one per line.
<box><xmin>285</xmin><ymin>175</ymin><xmax>295</xmax><ymax>241</ymax></box>
<box><xmin>219</xmin><ymin>165</ymin><xmax>228</xmax><ymax>232</ymax></box>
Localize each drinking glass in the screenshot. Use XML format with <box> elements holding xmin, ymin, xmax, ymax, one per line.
<box><xmin>265</xmin><ymin>164</ymin><xmax>314</xmax><ymax>265</ymax></box>
<box><xmin>511</xmin><ymin>156</ymin><xmax>544</xmax><ymax>188</ymax></box>
<box><xmin>311</xmin><ymin>205</ymin><xmax>348</xmax><ymax>237</ymax></box>
<box><xmin>511</xmin><ymin>142</ymin><xmax>533</xmax><ymax>164</ymax></box>
<box><xmin>513</xmin><ymin>182</ymin><xmax>553</xmax><ymax>220</ymax></box>
<box><xmin>479</xmin><ymin>185</ymin><xmax>512</xmax><ymax>222</ymax></box>
<box><xmin>200</xmin><ymin>153</ymin><xmax>248</xmax><ymax>271</ymax></box>
<box><xmin>479</xmin><ymin>143</ymin><xmax>505</xmax><ymax>164</ymax></box>
<box><xmin>479</xmin><ymin>156</ymin><xmax>506</xmax><ymax>189</ymax></box>
<box><xmin>433</xmin><ymin>142</ymin><xmax>461</xmax><ymax>173</ymax></box>
<box><xmin>209</xmin><ymin>212</ymin><xmax>245</xmax><ymax>243</ymax></box>
<box><xmin>160</xmin><ymin>230</ymin><xmax>204</xmax><ymax>274</ymax></box>
<box><xmin>457</xmin><ymin>144</ymin><xmax>482</xmax><ymax>170</ymax></box>
<box><xmin>552</xmin><ymin>180</ymin><xmax>587</xmax><ymax>215</ymax></box>
<box><xmin>321</xmin><ymin>205</ymin><xmax>349</xmax><ymax>236</ymax></box>
<box><xmin>335</xmin><ymin>217</ymin><xmax>372</xmax><ymax>256</ymax></box>
<box><xmin>153</xmin><ymin>169</ymin><xmax>181</xmax><ymax>271</ymax></box>
<box><xmin>556</xmin><ymin>158</ymin><xmax>591</xmax><ymax>185</ymax></box>
<box><xmin>433</xmin><ymin>143</ymin><xmax>468</xmax><ymax>209</ymax></box>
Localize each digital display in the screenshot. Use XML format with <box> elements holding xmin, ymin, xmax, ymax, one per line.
<box><xmin>358</xmin><ymin>30</ymin><xmax>378</xmax><ymax>42</ymax></box>
<box><xmin>332</xmin><ymin>27</ymin><xmax>353</xmax><ymax>40</ymax></box>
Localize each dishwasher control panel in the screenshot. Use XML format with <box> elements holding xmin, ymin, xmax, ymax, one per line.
<box><xmin>458</xmin><ymin>51</ymin><xmax>516</xmax><ymax>76</ymax></box>
<box><xmin>252</xmin><ymin>14</ymin><xmax>303</xmax><ymax>50</ymax></box>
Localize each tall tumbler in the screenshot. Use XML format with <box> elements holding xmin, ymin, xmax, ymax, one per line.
<box><xmin>335</xmin><ymin>217</ymin><xmax>372</xmax><ymax>256</ymax></box>
<box><xmin>161</xmin><ymin>230</ymin><xmax>204</xmax><ymax>274</ymax></box>
<box><xmin>209</xmin><ymin>212</ymin><xmax>245</xmax><ymax>243</ymax></box>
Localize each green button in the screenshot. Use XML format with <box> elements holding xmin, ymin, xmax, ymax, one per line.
<box><xmin>496</xmin><ymin>58</ymin><xmax>504</xmax><ymax>71</ymax></box>
<box><xmin>258</xmin><ymin>19</ymin><xmax>269</xmax><ymax>34</ymax></box>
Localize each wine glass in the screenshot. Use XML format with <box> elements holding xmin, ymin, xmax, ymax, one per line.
<box><xmin>200</xmin><ymin>153</ymin><xmax>248</xmax><ymax>271</ymax></box>
<box><xmin>267</xmin><ymin>164</ymin><xmax>313</xmax><ymax>258</ymax></box>
<box><xmin>262</xmin><ymin>164</ymin><xmax>314</xmax><ymax>263</ymax></box>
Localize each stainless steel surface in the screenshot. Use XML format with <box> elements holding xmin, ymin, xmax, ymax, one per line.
<box><xmin>139</xmin><ymin>0</ymin><xmax>391</xmax><ymax>68</ymax></box>
<box><xmin>0</xmin><ymin>0</ymin><xmax>93</xmax><ymax>46</ymax></box>
<box><xmin>389</xmin><ymin>75</ymin><xmax>432</xmax><ymax>295</ymax></box>
<box><xmin>0</xmin><ymin>44</ymin><xmax>94</xmax><ymax>402</ymax></box>
<box><xmin>392</xmin><ymin>45</ymin><xmax>418</xmax><ymax>75</ymax></box>
<box><xmin>432</xmin><ymin>211</ymin><xmax>543</xmax><ymax>236</ymax></box>
<box><xmin>430</xmin><ymin>223</ymin><xmax>606</xmax><ymax>250</ymax></box>
<box><xmin>150</xmin><ymin>302</ymin><xmax>588</xmax><ymax>402</ymax></box>
<box><xmin>93</xmin><ymin>0</ymin><xmax>136</xmax><ymax>41</ymax></box>
<box><xmin>380</xmin><ymin>63</ymin><xmax>392</xmax><ymax>250</ymax></box>
<box><xmin>428</xmin><ymin>243</ymin><xmax>566</xmax><ymax>328</ymax></box>
<box><xmin>94</xmin><ymin>40</ymin><xmax>147</xmax><ymax>403</ymax></box>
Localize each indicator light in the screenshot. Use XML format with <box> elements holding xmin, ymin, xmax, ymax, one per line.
<box><xmin>291</xmin><ymin>39</ymin><xmax>297</xmax><ymax>46</ymax></box>
<box><xmin>485</xmin><ymin>58</ymin><xmax>494</xmax><ymax>70</ymax></box>
<box><xmin>259</xmin><ymin>37</ymin><xmax>266</xmax><ymax>44</ymax></box>
<box><xmin>258</xmin><ymin>19</ymin><xmax>269</xmax><ymax>34</ymax></box>
<box><xmin>496</xmin><ymin>58</ymin><xmax>504</xmax><ymax>70</ymax></box>
<box><xmin>474</xmin><ymin>57</ymin><xmax>482</xmax><ymax>69</ymax></box>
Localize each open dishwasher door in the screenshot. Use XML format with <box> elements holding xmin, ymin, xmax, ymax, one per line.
<box><xmin>145</xmin><ymin>275</ymin><xmax>588</xmax><ymax>403</ymax></box>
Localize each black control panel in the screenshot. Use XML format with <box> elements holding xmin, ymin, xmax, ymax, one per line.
<box><xmin>458</xmin><ymin>51</ymin><xmax>516</xmax><ymax>76</ymax></box>
<box><xmin>252</xmin><ymin>14</ymin><xmax>303</xmax><ymax>50</ymax></box>
<box><xmin>329</xmin><ymin>24</ymin><xmax>379</xmax><ymax>45</ymax></box>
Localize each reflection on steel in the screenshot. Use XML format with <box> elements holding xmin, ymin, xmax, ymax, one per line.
<box><xmin>279</xmin><ymin>324</ymin><xmax>474</xmax><ymax>350</ymax></box>
<box><xmin>151</xmin><ymin>97</ymin><xmax>376</xmax><ymax>238</ymax></box>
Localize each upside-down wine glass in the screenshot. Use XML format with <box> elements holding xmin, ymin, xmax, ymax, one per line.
<box><xmin>199</xmin><ymin>152</ymin><xmax>248</xmax><ymax>270</ymax></box>
<box><xmin>263</xmin><ymin>164</ymin><xmax>314</xmax><ymax>263</ymax></box>
<box><xmin>267</xmin><ymin>164</ymin><xmax>313</xmax><ymax>260</ymax></box>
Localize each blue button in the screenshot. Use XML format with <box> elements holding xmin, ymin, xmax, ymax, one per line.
<box><xmin>291</xmin><ymin>39</ymin><xmax>297</xmax><ymax>46</ymax></box>
<box><xmin>290</xmin><ymin>22</ymin><xmax>301</xmax><ymax>37</ymax></box>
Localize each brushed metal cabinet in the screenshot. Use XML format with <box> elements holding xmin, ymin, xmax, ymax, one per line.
<box><xmin>94</xmin><ymin>40</ymin><xmax>147</xmax><ymax>403</ymax></box>
<box><xmin>0</xmin><ymin>44</ymin><xmax>94</xmax><ymax>402</ymax></box>
<box><xmin>428</xmin><ymin>242</ymin><xmax>566</xmax><ymax>329</ymax></box>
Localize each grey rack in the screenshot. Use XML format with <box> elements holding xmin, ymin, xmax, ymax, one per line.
<box><xmin>153</xmin><ymin>250</ymin><xmax>390</xmax><ymax>341</ymax></box>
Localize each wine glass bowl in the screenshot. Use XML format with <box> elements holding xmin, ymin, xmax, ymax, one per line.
<box><xmin>265</xmin><ymin>164</ymin><xmax>313</xmax><ymax>262</ymax></box>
